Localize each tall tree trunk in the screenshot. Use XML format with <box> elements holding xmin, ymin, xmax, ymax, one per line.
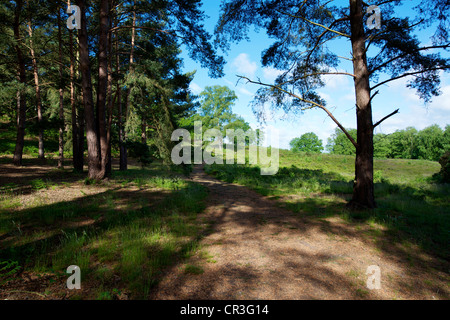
<box><xmin>115</xmin><ymin>27</ymin><xmax>126</xmax><ymax>171</ymax></box>
<box><xmin>77</xmin><ymin>91</ymin><xmax>85</xmax><ymax>170</ymax></box>
<box><xmin>57</xmin><ymin>6</ymin><xmax>65</xmax><ymax>169</ymax></box>
<box><xmin>121</xmin><ymin>7</ymin><xmax>136</xmax><ymax>171</ymax></box>
<box><xmin>349</xmin><ymin>0</ymin><xmax>376</xmax><ymax>209</ymax></box>
<box><xmin>13</xmin><ymin>0</ymin><xmax>26</xmax><ymax>167</ymax></box>
<box><xmin>97</xmin><ymin>0</ymin><xmax>110</xmax><ymax>178</ymax></box>
<box><xmin>77</xmin><ymin>0</ymin><xmax>102</xmax><ymax>179</ymax></box>
<box><xmin>118</xmin><ymin>84</ymin><xmax>126</xmax><ymax>170</ymax></box>
<box><xmin>141</xmin><ymin>117</ymin><xmax>147</xmax><ymax>145</ymax></box>
<box><xmin>69</xmin><ymin>23</ymin><xmax>81</xmax><ymax>171</ymax></box>
<box><xmin>105</xmin><ymin>0</ymin><xmax>114</xmax><ymax>177</ymax></box>
<box><xmin>69</xmin><ymin>12</ymin><xmax>84</xmax><ymax>172</ymax></box>
<box><xmin>27</xmin><ymin>20</ymin><xmax>45</xmax><ymax>160</ymax></box>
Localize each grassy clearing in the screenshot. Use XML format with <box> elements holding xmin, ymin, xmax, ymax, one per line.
<box><xmin>205</xmin><ymin>150</ymin><xmax>449</xmax><ymax>260</ymax></box>
<box><xmin>0</xmin><ymin>124</ymin><xmax>60</xmax><ymax>159</ymax></box>
<box><xmin>0</xmin><ymin>164</ymin><xmax>208</xmax><ymax>299</ymax></box>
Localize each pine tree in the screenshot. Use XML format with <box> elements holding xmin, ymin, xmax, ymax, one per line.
<box><xmin>215</xmin><ymin>0</ymin><xmax>449</xmax><ymax>208</ymax></box>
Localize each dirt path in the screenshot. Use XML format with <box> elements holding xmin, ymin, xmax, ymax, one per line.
<box><xmin>151</xmin><ymin>166</ymin><xmax>449</xmax><ymax>300</ymax></box>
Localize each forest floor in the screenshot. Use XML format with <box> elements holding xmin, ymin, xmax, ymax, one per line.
<box><xmin>151</xmin><ymin>166</ymin><xmax>449</xmax><ymax>300</ymax></box>
<box><xmin>0</xmin><ymin>159</ymin><xmax>449</xmax><ymax>300</ymax></box>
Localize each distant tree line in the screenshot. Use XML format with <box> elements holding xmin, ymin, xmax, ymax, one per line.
<box><xmin>326</xmin><ymin>125</ymin><xmax>450</xmax><ymax>162</ymax></box>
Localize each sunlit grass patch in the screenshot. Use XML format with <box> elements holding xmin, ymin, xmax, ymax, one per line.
<box><xmin>205</xmin><ymin>150</ymin><xmax>449</xmax><ymax>260</ymax></box>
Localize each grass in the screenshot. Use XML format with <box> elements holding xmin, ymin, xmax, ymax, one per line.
<box><xmin>205</xmin><ymin>149</ymin><xmax>450</xmax><ymax>260</ymax></box>
<box><xmin>278</xmin><ymin>150</ymin><xmax>441</xmax><ymax>184</ymax></box>
<box><xmin>183</xmin><ymin>264</ymin><xmax>204</xmax><ymax>275</ymax></box>
<box><xmin>1</xmin><ymin>122</ymin><xmax>448</xmax><ymax>298</ymax></box>
<box><xmin>0</xmin><ymin>164</ymin><xmax>209</xmax><ymax>299</ymax></box>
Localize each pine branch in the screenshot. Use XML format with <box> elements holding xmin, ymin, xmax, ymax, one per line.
<box><xmin>276</xmin><ymin>71</ymin><xmax>356</xmax><ymax>88</ymax></box>
<box><xmin>304</xmin><ymin>17</ymin><xmax>351</xmax><ymax>62</ymax></box>
<box><xmin>373</xmin><ymin>109</ymin><xmax>399</xmax><ymax>129</ymax></box>
<box><xmin>237</xmin><ymin>75</ymin><xmax>358</xmax><ymax>149</ymax></box>
<box><xmin>369</xmin><ymin>44</ymin><xmax>450</xmax><ymax>75</ymax></box>
<box><xmin>109</xmin><ymin>25</ymin><xmax>181</xmax><ymax>38</ymax></box>
<box><xmin>371</xmin><ymin>66</ymin><xmax>450</xmax><ymax>91</ymax></box>
<box><xmin>277</xmin><ymin>10</ymin><xmax>351</xmax><ymax>38</ymax></box>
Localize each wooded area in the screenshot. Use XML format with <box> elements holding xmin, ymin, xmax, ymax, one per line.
<box><xmin>1</xmin><ymin>0</ymin><xmax>224</xmax><ymax>175</ymax></box>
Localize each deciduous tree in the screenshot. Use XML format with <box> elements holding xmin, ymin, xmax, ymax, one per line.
<box><xmin>290</xmin><ymin>132</ymin><xmax>323</xmax><ymax>153</ymax></box>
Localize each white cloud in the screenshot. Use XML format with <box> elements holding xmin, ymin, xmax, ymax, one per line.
<box><xmin>237</xmin><ymin>87</ymin><xmax>254</xmax><ymax>97</ymax></box>
<box><xmin>262</xmin><ymin>67</ymin><xmax>284</xmax><ymax>82</ymax></box>
<box><xmin>430</xmin><ymin>85</ymin><xmax>450</xmax><ymax>112</ymax></box>
<box><xmin>341</xmin><ymin>92</ymin><xmax>355</xmax><ymax>102</ymax></box>
<box><xmin>373</xmin><ymin>83</ymin><xmax>450</xmax><ymax>134</ymax></box>
<box><xmin>318</xmin><ymin>91</ymin><xmax>331</xmax><ymax>103</ymax></box>
<box><xmin>189</xmin><ymin>82</ymin><xmax>202</xmax><ymax>95</ymax></box>
<box><xmin>224</xmin><ymin>78</ymin><xmax>237</xmax><ymax>87</ymax></box>
<box><xmin>232</xmin><ymin>53</ymin><xmax>258</xmax><ymax>78</ymax></box>
<box><xmin>323</xmin><ymin>71</ymin><xmax>351</xmax><ymax>90</ymax></box>
<box><xmin>254</xmin><ymin>108</ymin><xmax>340</xmax><ymax>150</ymax></box>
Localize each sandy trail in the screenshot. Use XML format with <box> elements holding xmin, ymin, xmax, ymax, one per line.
<box><xmin>151</xmin><ymin>166</ymin><xmax>449</xmax><ymax>300</ymax></box>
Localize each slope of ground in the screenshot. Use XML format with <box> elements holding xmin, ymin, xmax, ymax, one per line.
<box><xmin>151</xmin><ymin>166</ymin><xmax>449</xmax><ymax>300</ymax></box>
<box><xmin>0</xmin><ymin>157</ymin><xmax>448</xmax><ymax>300</ymax></box>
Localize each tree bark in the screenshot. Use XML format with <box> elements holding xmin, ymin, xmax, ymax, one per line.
<box><xmin>97</xmin><ymin>0</ymin><xmax>110</xmax><ymax>178</ymax></box>
<box><xmin>141</xmin><ymin>117</ymin><xmax>147</xmax><ymax>145</ymax></box>
<box><xmin>115</xmin><ymin>30</ymin><xmax>126</xmax><ymax>171</ymax></box>
<box><xmin>106</xmin><ymin>1</ymin><xmax>114</xmax><ymax>177</ymax></box>
<box><xmin>349</xmin><ymin>0</ymin><xmax>376</xmax><ymax>209</ymax></box>
<box><xmin>70</xmin><ymin>27</ymin><xmax>85</xmax><ymax>172</ymax></box>
<box><xmin>27</xmin><ymin>20</ymin><xmax>45</xmax><ymax>160</ymax></box>
<box><xmin>77</xmin><ymin>91</ymin><xmax>85</xmax><ymax>171</ymax></box>
<box><xmin>77</xmin><ymin>0</ymin><xmax>102</xmax><ymax>179</ymax></box>
<box><xmin>69</xmin><ymin>23</ymin><xmax>80</xmax><ymax>171</ymax></box>
<box><xmin>118</xmin><ymin>84</ymin><xmax>126</xmax><ymax>171</ymax></box>
<box><xmin>13</xmin><ymin>0</ymin><xmax>26</xmax><ymax>167</ymax></box>
<box><xmin>121</xmin><ymin>7</ymin><xmax>137</xmax><ymax>171</ymax></box>
<box><xmin>57</xmin><ymin>6</ymin><xmax>65</xmax><ymax>169</ymax></box>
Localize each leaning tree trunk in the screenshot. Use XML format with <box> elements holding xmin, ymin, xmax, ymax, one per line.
<box><xmin>77</xmin><ymin>0</ymin><xmax>102</xmax><ymax>179</ymax></box>
<box><xmin>13</xmin><ymin>0</ymin><xmax>26</xmax><ymax>167</ymax></box>
<box><xmin>27</xmin><ymin>21</ymin><xmax>45</xmax><ymax>160</ymax></box>
<box><xmin>349</xmin><ymin>0</ymin><xmax>376</xmax><ymax>209</ymax></box>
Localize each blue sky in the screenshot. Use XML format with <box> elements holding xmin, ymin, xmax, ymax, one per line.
<box><xmin>180</xmin><ymin>1</ymin><xmax>450</xmax><ymax>150</ymax></box>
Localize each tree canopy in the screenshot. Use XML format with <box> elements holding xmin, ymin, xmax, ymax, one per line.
<box><xmin>327</xmin><ymin>125</ymin><xmax>450</xmax><ymax>162</ymax></box>
<box><xmin>290</xmin><ymin>132</ymin><xmax>324</xmax><ymax>153</ymax></box>
<box><xmin>0</xmin><ymin>0</ymin><xmax>225</xmax><ymax>176</ymax></box>
<box><xmin>188</xmin><ymin>86</ymin><xmax>251</xmax><ymax>133</ymax></box>
<box><xmin>326</xmin><ymin>128</ymin><xmax>358</xmax><ymax>156</ymax></box>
